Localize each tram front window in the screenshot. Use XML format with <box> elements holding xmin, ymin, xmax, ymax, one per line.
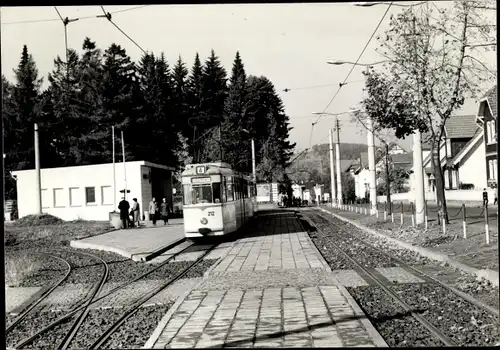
<box><xmin>183</xmin><ymin>183</ymin><xmax>222</xmax><ymax>204</ymax></box>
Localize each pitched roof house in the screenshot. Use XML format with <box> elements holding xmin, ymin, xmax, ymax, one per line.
<box><xmin>475</xmin><ymin>85</ymin><xmax>497</xmax><ymax>188</ymax></box>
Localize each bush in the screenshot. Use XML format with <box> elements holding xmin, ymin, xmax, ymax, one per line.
<box><xmin>16</xmin><ymin>213</ymin><xmax>63</xmax><ymax>227</ymax></box>
<box><xmin>459</xmin><ymin>183</ymin><xmax>475</xmax><ymax>190</ymax></box>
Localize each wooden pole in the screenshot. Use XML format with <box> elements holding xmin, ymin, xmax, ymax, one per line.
<box><xmin>34</xmin><ymin>123</ymin><xmax>42</xmax><ymax>214</ymax></box>
<box><xmin>112</xmin><ymin>126</ymin><xmax>117</xmax><ymax>211</ymax></box>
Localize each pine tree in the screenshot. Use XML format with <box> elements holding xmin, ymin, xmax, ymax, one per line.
<box><xmin>221</xmin><ymin>51</ymin><xmax>249</xmax><ymax>170</ymax></box>
<box><xmin>172</xmin><ymin>55</ymin><xmax>190</xmax><ymax>139</ymax></box>
<box><xmin>8</xmin><ymin>45</ymin><xmax>43</xmax><ymax>170</ymax></box>
<box><xmin>200</xmin><ymin>49</ymin><xmax>227</xmax><ymax>130</ymax></box>
<box><xmin>186</xmin><ymin>53</ymin><xmax>204</xmax><ymax>161</ymax></box>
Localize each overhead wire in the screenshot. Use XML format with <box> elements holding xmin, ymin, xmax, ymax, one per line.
<box><xmin>308</xmin><ymin>2</ymin><xmax>394</xmax><ymax>148</ymax></box>
<box><xmin>2</xmin><ymin>6</ymin><xmax>150</xmax><ymax>25</ymax></box>
<box><xmin>98</xmin><ymin>6</ymin><xmax>147</xmax><ymax>55</ymax></box>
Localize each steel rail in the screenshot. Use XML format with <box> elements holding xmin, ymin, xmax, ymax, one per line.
<box><xmin>6</xmin><ymin>253</ymin><xmax>72</xmax><ymax>334</ymax></box>
<box><xmin>302</xmin><ymin>210</ymin><xmax>456</xmax><ymax>347</ymax></box>
<box><xmin>14</xmin><ymin>240</ymin><xmax>194</xmax><ymax>349</ymax></box>
<box><xmin>89</xmin><ymin>243</ymin><xmax>218</xmax><ymax>349</ymax></box>
<box><xmin>58</xmin><ymin>252</ymin><xmax>110</xmax><ymax>350</ymax></box>
<box><xmin>313</xmin><ymin>208</ymin><xmax>499</xmax><ymax>317</ymax></box>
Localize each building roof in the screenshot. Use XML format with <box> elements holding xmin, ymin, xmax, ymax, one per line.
<box><xmin>391</xmin><ymin>152</ymin><xmax>413</xmax><ymax>165</ymax></box>
<box><xmin>451</xmin><ymin>128</ymin><xmax>484</xmax><ymax>165</ymax></box>
<box><xmin>421</xmin><ymin>114</ymin><xmax>479</xmax><ymax>150</ymax></box>
<box><xmin>340</xmin><ymin>159</ymin><xmax>357</xmax><ymax>173</ymax></box>
<box><xmin>444</xmin><ymin>115</ymin><xmax>479</xmax><ymax>139</ymax></box>
<box><xmin>482</xmin><ymin>85</ymin><xmax>497</xmax><ymax>120</ymax></box>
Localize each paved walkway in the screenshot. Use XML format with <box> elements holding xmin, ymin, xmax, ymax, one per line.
<box><xmin>70</xmin><ymin>218</ymin><xmax>185</xmax><ymax>261</ymax></box>
<box><xmin>145</xmin><ymin>210</ymin><xmax>388</xmax><ymax>348</ymax></box>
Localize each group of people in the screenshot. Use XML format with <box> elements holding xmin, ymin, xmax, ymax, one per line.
<box><xmin>117</xmin><ymin>196</ymin><xmax>171</xmax><ymax>229</ymax></box>
<box><xmin>277</xmin><ymin>192</ymin><xmax>306</xmax><ymax>208</ymax></box>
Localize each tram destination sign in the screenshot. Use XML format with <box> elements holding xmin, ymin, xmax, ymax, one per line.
<box><xmin>191</xmin><ymin>177</ymin><xmax>211</xmax><ymax>184</ymax></box>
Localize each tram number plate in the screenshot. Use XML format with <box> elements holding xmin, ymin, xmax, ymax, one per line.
<box><xmin>207</xmin><ymin>211</ymin><xmax>215</xmax><ymax>216</ymax></box>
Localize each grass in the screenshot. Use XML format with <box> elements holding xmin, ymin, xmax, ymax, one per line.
<box><xmin>324</xmin><ymin>206</ymin><xmax>499</xmax><ymax>272</ymax></box>
<box><xmin>5</xmin><ymin>251</ymin><xmax>39</xmax><ymax>287</ymax></box>
<box><xmin>5</xmin><ymin>214</ymin><xmax>113</xmax><ymax>287</ymax></box>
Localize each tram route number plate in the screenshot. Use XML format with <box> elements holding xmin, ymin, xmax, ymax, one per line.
<box><xmin>207</xmin><ymin>211</ymin><xmax>215</xmax><ymax>216</ymax></box>
<box><xmin>192</xmin><ymin>177</ymin><xmax>211</xmax><ymax>184</ymax></box>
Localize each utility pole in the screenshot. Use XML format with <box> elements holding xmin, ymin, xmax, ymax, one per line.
<box><xmin>411</xmin><ymin>15</ymin><xmax>426</xmax><ymax>225</ymax></box>
<box><xmin>251</xmin><ymin>138</ymin><xmax>256</xmax><ymax>183</ymax></box>
<box><xmin>34</xmin><ymin>123</ymin><xmax>42</xmax><ymax>215</ymax></box>
<box><xmin>335</xmin><ymin>118</ymin><xmax>343</xmax><ymax>205</ymax></box>
<box><xmin>219</xmin><ymin>125</ymin><xmax>223</xmax><ymax>161</ymax></box>
<box><xmin>112</xmin><ymin>126</ymin><xmax>117</xmax><ymax>211</ymax></box>
<box><xmin>366</xmin><ymin>114</ymin><xmax>377</xmax><ymax>214</ymax></box>
<box><xmin>384</xmin><ymin>142</ymin><xmax>392</xmax><ymax>215</ymax></box>
<box><xmin>329</xmin><ymin>128</ymin><xmax>336</xmax><ymax>206</ymax></box>
<box><xmin>121</xmin><ymin>131</ymin><xmax>127</xmax><ymax>201</ymax></box>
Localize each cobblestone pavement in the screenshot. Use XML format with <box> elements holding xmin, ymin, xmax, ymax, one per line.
<box><xmin>146</xmin><ymin>210</ymin><xmax>393</xmax><ymax>348</ymax></box>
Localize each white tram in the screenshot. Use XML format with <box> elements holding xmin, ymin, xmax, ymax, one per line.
<box><xmin>181</xmin><ymin>162</ymin><xmax>256</xmax><ymax>238</ymax></box>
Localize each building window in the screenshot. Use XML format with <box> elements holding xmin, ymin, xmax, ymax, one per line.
<box><xmin>101</xmin><ymin>186</ymin><xmax>113</xmax><ymax>205</ymax></box>
<box><xmin>488</xmin><ymin>160</ymin><xmax>497</xmax><ymax>180</ymax></box>
<box><xmin>85</xmin><ymin>187</ymin><xmax>96</xmax><ymax>205</ymax></box>
<box><xmin>69</xmin><ymin>187</ymin><xmax>82</xmax><ymax>207</ymax></box>
<box><xmin>487</xmin><ymin>121</ymin><xmax>497</xmax><ymax>144</ymax></box>
<box><xmin>41</xmin><ymin>189</ymin><xmax>49</xmax><ymax>209</ymax></box>
<box><xmin>53</xmin><ymin>188</ymin><xmax>66</xmax><ymax>207</ymax></box>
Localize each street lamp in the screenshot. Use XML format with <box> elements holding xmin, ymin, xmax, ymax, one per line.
<box><xmin>354</xmin><ymin>2</ymin><xmax>426</xmax><ymax>7</ymax></box>
<box><xmin>327</xmin><ymin>60</ymin><xmax>391</xmax><ymax>67</ymax></box>
<box><xmin>241</xmin><ymin>129</ymin><xmax>256</xmax><ymax>183</ymax></box>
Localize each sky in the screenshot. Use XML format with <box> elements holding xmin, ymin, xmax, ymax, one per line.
<box><xmin>1</xmin><ymin>2</ymin><xmax>496</xmax><ymax>154</ymax></box>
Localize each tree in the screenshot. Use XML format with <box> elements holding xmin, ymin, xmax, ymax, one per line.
<box><xmin>220</xmin><ymin>51</ymin><xmax>249</xmax><ymax>169</ymax></box>
<box><xmin>186</xmin><ymin>53</ymin><xmax>204</xmax><ymax>161</ymax></box>
<box><xmin>199</xmin><ymin>49</ymin><xmax>228</xmax><ymax>135</ymax></box>
<box><xmin>362</xmin><ymin>1</ymin><xmax>495</xmax><ymax>222</ymax></box>
<box><xmin>172</xmin><ymin>55</ymin><xmax>190</xmax><ymax>139</ymax></box>
<box><xmin>341</xmin><ymin>173</ymin><xmax>356</xmax><ymax>203</ymax></box>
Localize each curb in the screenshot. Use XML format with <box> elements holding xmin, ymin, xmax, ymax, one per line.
<box><xmin>7</xmin><ymin>285</ymin><xmax>47</xmax><ymax>316</ymax></box>
<box><xmin>338</xmin><ymin>285</ymin><xmax>389</xmax><ymax>348</ymax></box>
<box><xmin>318</xmin><ymin>207</ymin><xmax>499</xmax><ymax>287</ymax></box>
<box><xmin>69</xmin><ymin>237</ymin><xmax>187</xmax><ymax>263</ymax></box>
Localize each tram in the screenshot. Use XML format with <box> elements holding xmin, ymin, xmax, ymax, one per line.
<box><xmin>181</xmin><ymin>162</ymin><xmax>256</xmax><ymax>238</ymax></box>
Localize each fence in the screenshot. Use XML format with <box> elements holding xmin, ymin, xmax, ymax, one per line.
<box><xmin>328</xmin><ymin>200</ymin><xmax>495</xmax><ymax>245</ymax></box>
<box><xmin>377</xmin><ymin>189</ymin><xmax>496</xmax><ymax>205</ymax></box>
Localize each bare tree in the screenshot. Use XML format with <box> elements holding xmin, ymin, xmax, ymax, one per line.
<box><xmin>361</xmin><ymin>0</ymin><xmax>496</xmax><ymax>222</ymax></box>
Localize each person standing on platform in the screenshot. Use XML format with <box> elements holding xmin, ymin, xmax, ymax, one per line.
<box><xmin>160</xmin><ymin>198</ymin><xmax>170</xmax><ymax>225</ymax></box>
<box><xmin>118</xmin><ymin>197</ymin><xmax>130</xmax><ymax>229</ymax></box>
<box><xmin>131</xmin><ymin>198</ymin><xmax>140</xmax><ymax>227</ymax></box>
<box><xmin>149</xmin><ymin>197</ymin><xmax>159</xmax><ymax>226</ymax></box>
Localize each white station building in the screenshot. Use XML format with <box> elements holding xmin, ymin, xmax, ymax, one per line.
<box><xmin>12</xmin><ymin>161</ymin><xmax>175</xmax><ymax>221</ymax></box>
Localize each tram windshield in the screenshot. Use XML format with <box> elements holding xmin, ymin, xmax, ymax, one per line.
<box><xmin>183</xmin><ymin>183</ymin><xmax>222</xmax><ymax>205</ymax></box>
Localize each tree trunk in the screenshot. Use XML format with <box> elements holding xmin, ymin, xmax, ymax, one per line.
<box><xmin>431</xmin><ymin>143</ymin><xmax>449</xmax><ymax>224</ymax></box>
<box><xmin>385</xmin><ymin>143</ymin><xmax>392</xmax><ymax>215</ymax></box>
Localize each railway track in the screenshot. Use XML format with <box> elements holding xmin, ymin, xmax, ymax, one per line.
<box><xmin>300</xmin><ymin>209</ymin><xmax>499</xmax><ymax>347</ymax></box>
<box><xmin>12</xmin><ymin>239</ymin><xmax>210</xmax><ymax>349</ymax></box>
<box><xmin>6</xmin><ymin>253</ymin><xmax>72</xmax><ymax>334</ymax></box>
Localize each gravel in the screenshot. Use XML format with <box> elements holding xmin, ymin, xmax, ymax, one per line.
<box><xmin>303</xmin><ymin>211</ymin><xmax>398</xmax><ymax>268</ymax></box>
<box><xmin>390</xmin><ymin>283</ymin><xmax>500</xmax><ymax>346</ymax></box>
<box><xmin>347</xmin><ymin>285</ymin><xmax>445</xmax><ymax>347</ymax></box>
<box><xmin>101</xmin><ymin>304</ymin><xmax>173</xmax><ymax>349</ymax></box>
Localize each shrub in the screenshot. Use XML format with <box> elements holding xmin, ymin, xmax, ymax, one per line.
<box><xmin>459</xmin><ymin>183</ymin><xmax>475</xmax><ymax>190</ymax></box>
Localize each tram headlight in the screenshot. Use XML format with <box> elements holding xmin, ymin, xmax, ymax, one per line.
<box><xmin>200</xmin><ymin>217</ymin><xmax>208</xmax><ymax>225</ymax></box>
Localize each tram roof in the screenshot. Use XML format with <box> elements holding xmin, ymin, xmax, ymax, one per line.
<box><xmin>181</xmin><ymin>162</ymin><xmax>253</xmax><ymax>180</ymax></box>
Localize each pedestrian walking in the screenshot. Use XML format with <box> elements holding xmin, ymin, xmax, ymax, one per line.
<box><xmin>149</xmin><ymin>197</ymin><xmax>159</xmax><ymax>226</ymax></box>
<box><xmin>482</xmin><ymin>188</ymin><xmax>489</xmax><ymax>207</ymax></box>
<box><xmin>131</xmin><ymin>198</ymin><xmax>140</xmax><ymax>227</ymax></box>
<box><xmin>160</xmin><ymin>198</ymin><xmax>170</xmax><ymax>225</ymax></box>
<box><xmin>118</xmin><ymin>197</ymin><xmax>130</xmax><ymax>229</ymax></box>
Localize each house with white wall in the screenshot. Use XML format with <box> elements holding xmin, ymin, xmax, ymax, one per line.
<box><xmin>12</xmin><ymin>161</ymin><xmax>174</xmax><ymax>221</ymax></box>
<box><xmin>416</xmin><ymin>115</ymin><xmax>486</xmax><ymax>192</ymax></box>
<box><xmin>475</xmin><ymin>85</ymin><xmax>497</xmax><ymax>189</ymax></box>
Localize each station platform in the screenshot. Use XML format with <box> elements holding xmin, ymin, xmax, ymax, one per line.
<box><xmin>145</xmin><ymin>208</ymin><xmax>388</xmax><ymax>348</ymax></box>
<box><xmin>70</xmin><ymin>218</ymin><xmax>185</xmax><ymax>262</ymax></box>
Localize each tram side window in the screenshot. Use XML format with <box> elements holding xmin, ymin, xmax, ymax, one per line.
<box><xmin>243</xmin><ymin>181</ymin><xmax>248</xmax><ymax>199</ymax></box>
<box><xmin>235</xmin><ymin>178</ymin><xmax>240</xmax><ymax>200</ymax></box>
<box><xmin>221</xmin><ymin>178</ymin><xmax>227</xmax><ymax>202</ymax></box>
<box><xmin>225</xmin><ymin>176</ymin><xmax>234</xmax><ymax>201</ymax></box>
<box><xmin>213</xmin><ymin>183</ymin><xmax>222</xmax><ymax>203</ymax></box>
